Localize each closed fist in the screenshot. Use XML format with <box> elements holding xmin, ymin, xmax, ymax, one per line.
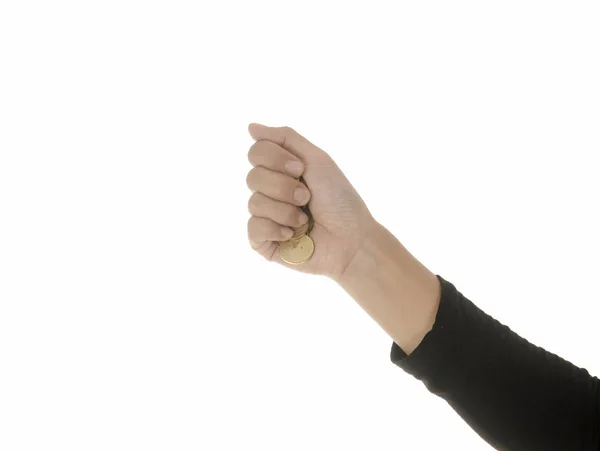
<box><xmin>246</xmin><ymin>123</ymin><xmax>378</xmax><ymax>280</ymax></box>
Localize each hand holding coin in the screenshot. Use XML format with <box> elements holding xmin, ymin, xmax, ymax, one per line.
<box><xmin>246</xmin><ymin>123</ymin><xmax>378</xmax><ymax>281</ymax></box>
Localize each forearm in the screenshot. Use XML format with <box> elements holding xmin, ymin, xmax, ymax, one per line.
<box><xmin>336</xmin><ymin>222</ymin><xmax>600</xmax><ymax>450</ymax></box>
<box><xmin>335</xmin><ymin>222</ymin><xmax>441</xmax><ymax>355</ymax></box>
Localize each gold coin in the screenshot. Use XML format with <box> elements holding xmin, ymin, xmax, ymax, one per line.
<box><xmin>278</xmin><ymin>235</ymin><xmax>315</xmax><ymax>265</ymax></box>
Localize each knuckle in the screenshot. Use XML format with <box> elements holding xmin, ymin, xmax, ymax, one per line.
<box><xmin>245</xmin><ymin>169</ymin><xmax>254</xmax><ymax>188</ymax></box>
<box><xmin>247</xmin><ymin>141</ymin><xmax>265</xmax><ymax>165</ymax></box>
<box><xmin>247</xmin><ymin>216</ymin><xmax>260</xmax><ymax>237</ymax></box>
<box><xmin>247</xmin><ymin>143</ymin><xmax>257</xmax><ymax>164</ymax></box>
<box><xmin>247</xmin><ymin>192</ymin><xmax>261</xmax><ymax>213</ymax></box>
<box><xmin>245</xmin><ymin>167</ymin><xmax>260</xmax><ymax>189</ymax></box>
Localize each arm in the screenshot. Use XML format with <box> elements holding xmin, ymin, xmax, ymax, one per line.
<box><xmin>335</xmin><ymin>222</ymin><xmax>600</xmax><ymax>450</ymax></box>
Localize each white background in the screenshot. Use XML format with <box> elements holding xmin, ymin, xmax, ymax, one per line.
<box><xmin>1</xmin><ymin>1</ymin><xmax>599</xmax><ymax>450</ymax></box>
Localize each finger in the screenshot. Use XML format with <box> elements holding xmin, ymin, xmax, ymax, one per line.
<box><xmin>247</xmin><ymin>216</ymin><xmax>294</xmax><ymax>247</ymax></box>
<box><xmin>248</xmin><ymin>192</ymin><xmax>309</xmax><ymax>228</ymax></box>
<box><xmin>246</xmin><ymin>166</ymin><xmax>311</xmax><ymax>206</ymax></box>
<box><xmin>248</xmin><ymin>123</ymin><xmax>324</xmax><ymax>162</ymax></box>
<box><xmin>248</xmin><ymin>140</ymin><xmax>304</xmax><ymax>178</ymax></box>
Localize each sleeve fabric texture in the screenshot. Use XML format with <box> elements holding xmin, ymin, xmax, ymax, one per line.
<box><xmin>391</xmin><ymin>275</ymin><xmax>600</xmax><ymax>451</ymax></box>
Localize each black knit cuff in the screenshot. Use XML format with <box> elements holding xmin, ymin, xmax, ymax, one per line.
<box><xmin>390</xmin><ymin>274</ymin><xmax>462</xmax><ymax>389</ymax></box>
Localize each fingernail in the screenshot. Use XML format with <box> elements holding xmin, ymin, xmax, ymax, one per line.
<box><xmin>285</xmin><ymin>161</ymin><xmax>303</xmax><ymax>176</ymax></box>
<box><xmin>281</xmin><ymin>227</ymin><xmax>293</xmax><ymax>238</ymax></box>
<box><xmin>294</xmin><ymin>187</ymin><xmax>309</xmax><ymax>203</ymax></box>
<box><xmin>298</xmin><ymin>212</ymin><xmax>309</xmax><ymax>224</ymax></box>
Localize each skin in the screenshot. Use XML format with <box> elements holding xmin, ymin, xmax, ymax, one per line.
<box><xmin>246</xmin><ymin>123</ymin><xmax>442</xmax><ymax>355</ymax></box>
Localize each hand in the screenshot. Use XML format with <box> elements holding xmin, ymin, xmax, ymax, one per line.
<box><xmin>246</xmin><ymin>123</ymin><xmax>379</xmax><ymax>280</ymax></box>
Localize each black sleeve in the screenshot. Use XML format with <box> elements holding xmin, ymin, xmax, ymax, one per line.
<box><xmin>391</xmin><ymin>275</ymin><xmax>600</xmax><ymax>450</ymax></box>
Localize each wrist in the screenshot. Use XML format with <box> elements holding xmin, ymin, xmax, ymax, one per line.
<box><xmin>333</xmin><ymin>220</ymin><xmax>390</xmax><ymax>287</ymax></box>
<box><xmin>333</xmin><ymin>221</ymin><xmax>441</xmax><ymax>355</ymax></box>
<box><xmin>330</xmin><ymin>218</ymin><xmax>384</xmax><ymax>284</ymax></box>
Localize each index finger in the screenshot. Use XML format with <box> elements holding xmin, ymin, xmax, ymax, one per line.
<box><xmin>247</xmin><ymin>139</ymin><xmax>304</xmax><ymax>178</ymax></box>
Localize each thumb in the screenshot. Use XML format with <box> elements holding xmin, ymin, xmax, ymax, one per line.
<box><xmin>247</xmin><ymin>123</ymin><xmax>325</xmax><ymax>162</ymax></box>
